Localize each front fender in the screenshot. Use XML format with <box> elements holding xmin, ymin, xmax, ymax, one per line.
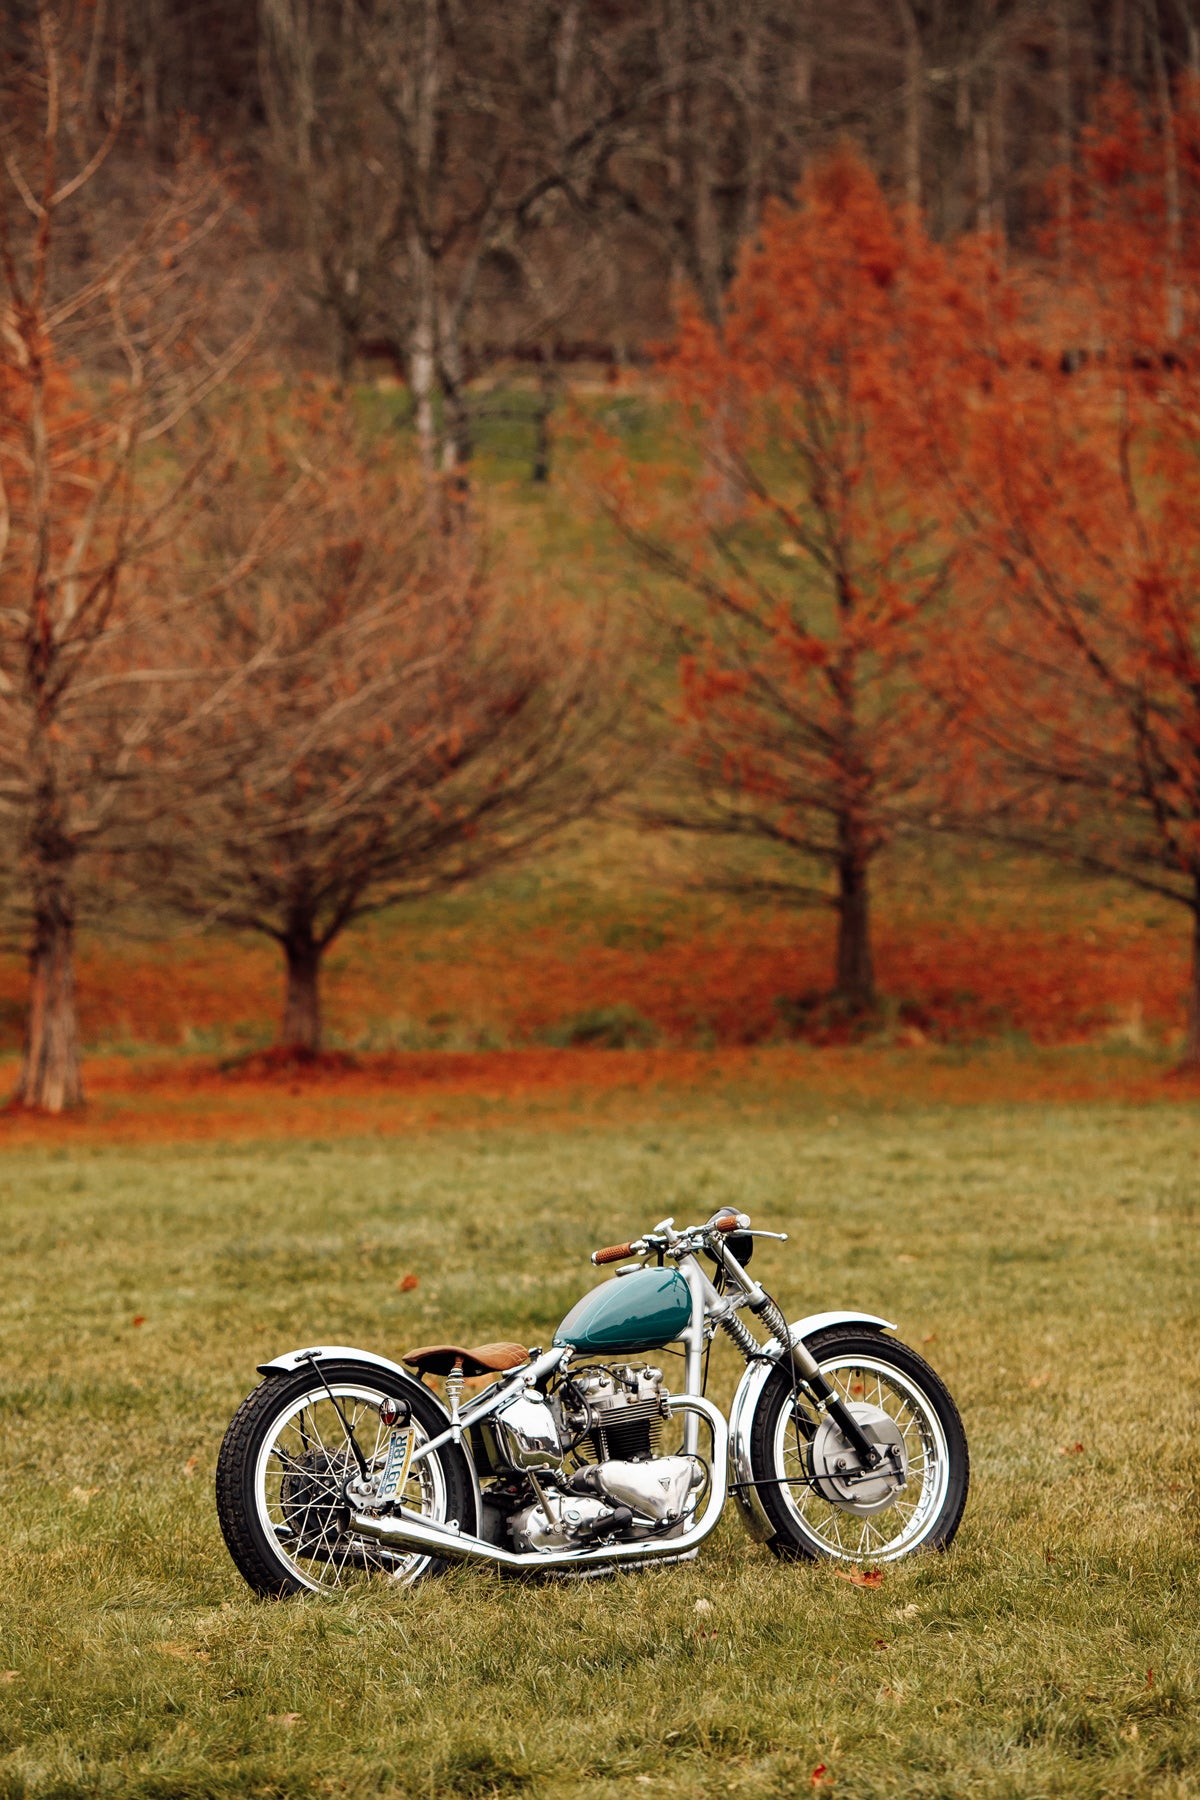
<box><xmin>727</xmin><ymin>1310</ymin><xmax>895</xmax><ymax>1544</ymax></box>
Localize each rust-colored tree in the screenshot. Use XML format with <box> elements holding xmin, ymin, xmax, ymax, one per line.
<box><xmin>0</xmin><ymin>2</ymin><xmax>259</xmax><ymax>1110</ymax></box>
<box><xmin>142</xmin><ymin>394</ymin><xmax>621</xmax><ymax>1056</ymax></box>
<box><xmin>607</xmin><ymin>153</ymin><xmax>975</xmax><ymax>1015</ymax></box>
<box><xmin>947</xmin><ymin>82</ymin><xmax>1200</xmax><ymax>1066</ymax></box>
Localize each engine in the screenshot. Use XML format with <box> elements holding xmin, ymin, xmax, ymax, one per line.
<box><xmin>567</xmin><ymin>1364</ymin><xmax>667</xmax><ymax>1462</ymax></box>
<box><xmin>486</xmin><ymin>1364</ymin><xmax>706</xmax><ymax>1555</ymax></box>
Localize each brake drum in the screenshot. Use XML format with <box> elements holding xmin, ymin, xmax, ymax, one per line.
<box><xmin>806</xmin><ymin>1401</ymin><xmax>909</xmax><ymax>1516</ymax></box>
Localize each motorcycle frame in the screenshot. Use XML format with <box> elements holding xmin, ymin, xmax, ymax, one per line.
<box><xmin>258</xmin><ymin>1218</ymin><xmax>893</xmax><ymax>1569</ymax></box>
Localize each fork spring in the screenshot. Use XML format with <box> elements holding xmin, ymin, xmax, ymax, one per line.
<box><xmin>719</xmin><ymin>1309</ymin><xmax>760</xmax><ymax>1359</ymax></box>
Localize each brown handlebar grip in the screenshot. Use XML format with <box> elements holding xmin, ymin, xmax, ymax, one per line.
<box><xmin>592</xmin><ymin>1241</ymin><xmax>635</xmax><ymax>1266</ymax></box>
<box><xmin>714</xmin><ymin>1212</ymin><xmax>742</xmax><ymax>1233</ymax></box>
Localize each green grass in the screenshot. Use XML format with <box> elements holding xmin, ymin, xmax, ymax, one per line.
<box><xmin>1</xmin><ymin>1105</ymin><xmax>1198</xmax><ymax>1797</ymax></box>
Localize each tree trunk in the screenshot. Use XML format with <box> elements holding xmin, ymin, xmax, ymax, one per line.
<box><xmin>701</xmin><ymin>393</ymin><xmax>746</xmax><ymax>526</ymax></box>
<box><xmin>1055</xmin><ymin>0</ymin><xmax>1073</xmax><ymax>275</ymax></box>
<box><xmin>1184</xmin><ymin>890</ymin><xmax>1200</xmax><ymax>1068</ymax></box>
<box><xmin>990</xmin><ymin>64</ymin><xmax>1008</xmax><ymax>250</ymax></box>
<box><xmin>974</xmin><ymin>95</ymin><xmax>992</xmax><ymax>232</ymax></box>
<box><xmin>409</xmin><ymin>231</ymin><xmax>439</xmax><ymax>505</ymax></box>
<box><xmin>16</xmin><ymin>863</ymin><xmax>84</xmax><ymax>1112</ymax></box>
<box><xmin>281</xmin><ymin>925</ymin><xmax>323</xmax><ymax>1054</ymax></box>
<box><xmin>439</xmin><ymin>327</ymin><xmax>473</xmax><ymax>479</ymax></box>
<box><xmin>532</xmin><ymin>360</ymin><xmax>558</xmax><ymax>483</ymax></box>
<box><xmin>1110</xmin><ymin>0</ymin><xmax>1127</xmax><ymax>77</ymax></box>
<box><xmin>1150</xmin><ymin>14</ymin><xmax>1183</xmax><ymax>342</ymax></box>
<box><xmin>895</xmin><ymin>0</ymin><xmax>923</xmax><ymax>223</ymax></box>
<box><xmin>659</xmin><ymin>0</ymin><xmax>685</xmax><ymax>291</ymax></box>
<box><xmin>407</xmin><ymin>0</ymin><xmax>441</xmax><ymax>513</ymax></box>
<box><xmin>834</xmin><ymin>845</ymin><xmax>875</xmax><ymax>1012</ymax></box>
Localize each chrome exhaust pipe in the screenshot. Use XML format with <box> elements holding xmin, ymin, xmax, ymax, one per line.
<box><xmin>350</xmin><ymin>1394</ymin><xmax>728</xmax><ymax>1573</ymax></box>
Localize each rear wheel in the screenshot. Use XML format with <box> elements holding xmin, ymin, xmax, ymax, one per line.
<box><xmin>748</xmin><ymin>1328</ymin><xmax>968</xmax><ymax>1563</ymax></box>
<box><xmin>216</xmin><ymin>1360</ymin><xmax>476</xmax><ymax>1596</ymax></box>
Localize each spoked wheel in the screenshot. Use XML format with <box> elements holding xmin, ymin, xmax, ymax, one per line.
<box><xmin>748</xmin><ymin>1328</ymin><xmax>968</xmax><ymax>1564</ymax></box>
<box><xmin>216</xmin><ymin>1360</ymin><xmax>476</xmax><ymax>1596</ymax></box>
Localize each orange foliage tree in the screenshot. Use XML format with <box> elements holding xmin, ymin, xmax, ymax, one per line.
<box><xmin>609</xmin><ymin>154</ymin><xmax>979</xmax><ymax>1014</ymax></box>
<box><xmin>0</xmin><ymin>3</ymin><xmax>260</xmax><ymax>1110</ymax></box>
<box><xmin>140</xmin><ymin>393</ymin><xmax>621</xmax><ymax>1056</ymax></box>
<box><xmin>948</xmin><ymin>83</ymin><xmax>1200</xmax><ymax>1064</ymax></box>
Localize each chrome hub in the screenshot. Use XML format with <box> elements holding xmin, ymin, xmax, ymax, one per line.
<box><xmin>807</xmin><ymin>1402</ymin><xmax>908</xmax><ymax>1514</ymax></box>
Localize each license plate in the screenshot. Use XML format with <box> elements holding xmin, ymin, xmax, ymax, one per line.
<box><xmin>377</xmin><ymin>1428</ymin><xmax>414</xmax><ymax>1506</ymax></box>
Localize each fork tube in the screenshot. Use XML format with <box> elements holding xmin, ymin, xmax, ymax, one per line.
<box><xmin>680</xmin><ymin>1257</ymin><xmax>710</xmax><ymax>1454</ymax></box>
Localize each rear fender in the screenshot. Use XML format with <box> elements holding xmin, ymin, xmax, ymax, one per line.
<box><xmin>254</xmin><ymin>1344</ymin><xmax>481</xmax><ymax>1529</ymax></box>
<box><xmin>257</xmin><ymin>1344</ymin><xmax>435</xmax><ymax>1401</ymax></box>
<box><xmin>727</xmin><ymin>1311</ymin><xmax>895</xmax><ymax>1543</ymax></box>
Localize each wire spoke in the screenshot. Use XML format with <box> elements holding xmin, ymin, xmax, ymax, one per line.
<box><xmin>771</xmin><ymin>1353</ymin><xmax>950</xmax><ymax>1563</ymax></box>
<box><xmin>256</xmin><ymin>1383</ymin><xmax>447</xmax><ymax>1593</ymax></box>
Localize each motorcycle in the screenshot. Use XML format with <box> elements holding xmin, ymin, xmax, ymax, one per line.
<box><xmin>216</xmin><ymin>1209</ymin><xmax>969</xmax><ymax>1595</ymax></box>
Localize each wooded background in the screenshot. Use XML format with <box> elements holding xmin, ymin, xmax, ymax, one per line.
<box><xmin>3</xmin><ymin>3</ymin><xmax>1193</xmax><ymax>405</ymax></box>
<box><xmin>6</xmin><ymin>0</ymin><xmax>1200</xmax><ymax>1113</ymax></box>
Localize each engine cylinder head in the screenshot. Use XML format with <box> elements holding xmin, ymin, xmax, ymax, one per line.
<box><xmin>568</xmin><ymin>1365</ymin><xmax>668</xmax><ymax>1464</ymax></box>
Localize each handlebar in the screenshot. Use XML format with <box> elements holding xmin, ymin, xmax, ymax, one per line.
<box><xmin>591</xmin><ymin>1241</ymin><xmax>635</xmax><ymax>1266</ymax></box>
<box><xmin>590</xmin><ymin>1211</ymin><xmax>760</xmax><ymax>1267</ymax></box>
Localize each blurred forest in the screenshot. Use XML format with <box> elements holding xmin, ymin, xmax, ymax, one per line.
<box><xmin>6</xmin><ymin>0</ymin><xmax>1200</xmax><ymax>1113</ymax></box>
<box><xmin>2</xmin><ymin>1</ymin><xmax>1194</xmax><ymax>395</ymax></box>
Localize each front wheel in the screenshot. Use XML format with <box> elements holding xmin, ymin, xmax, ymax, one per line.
<box><xmin>215</xmin><ymin>1360</ymin><xmax>477</xmax><ymax>1596</ymax></box>
<box><xmin>747</xmin><ymin>1328</ymin><xmax>968</xmax><ymax>1564</ymax></box>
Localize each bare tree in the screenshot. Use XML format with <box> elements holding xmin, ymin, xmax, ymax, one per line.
<box><xmin>18</xmin><ymin>1</ymin><xmax>1195</xmax><ymax>380</ymax></box>
<box><xmin>141</xmin><ymin>395</ymin><xmax>623</xmax><ymax>1054</ymax></box>
<box><xmin>0</xmin><ymin>1</ymin><xmax>261</xmax><ymax>1110</ymax></box>
<box><xmin>258</xmin><ymin>0</ymin><xmax>640</xmax><ymax>509</ymax></box>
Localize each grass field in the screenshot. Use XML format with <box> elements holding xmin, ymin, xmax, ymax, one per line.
<box><xmin>2</xmin><ymin>1096</ymin><xmax>1198</xmax><ymax>1798</ymax></box>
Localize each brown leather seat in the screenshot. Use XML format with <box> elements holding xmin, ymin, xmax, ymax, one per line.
<box><xmin>402</xmin><ymin>1341</ymin><xmax>529</xmax><ymax>1379</ymax></box>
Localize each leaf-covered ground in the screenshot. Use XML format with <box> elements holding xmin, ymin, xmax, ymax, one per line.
<box><xmin>0</xmin><ymin>827</ymin><xmax>1191</xmax><ymax>1065</ymax></box>
<box><xmin>0</xmin><ymin>1044</ymin><xmax>1195</xmax><ymax>1148</ymax></box>
<box><xmin>1</xmin><ymin>1102</ymin><xmax>1197</xmax><ymax>1797</ymax></box>
<box><xmin>0</xmin><ymin>887</ymin><xmax>1185</xmax><ymax>1060</ymax></box>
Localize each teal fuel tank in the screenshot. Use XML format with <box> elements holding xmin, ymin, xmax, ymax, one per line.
<box><xmin>553</xmin><ymin>1266</ymin><xmax>692</xmax><ymax>1355</ymax></box>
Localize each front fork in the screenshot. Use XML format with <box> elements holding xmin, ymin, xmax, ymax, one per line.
<box><xmin>682</xmin><ymin>1250</ymin><xmax>882</xmax><ymax>1473</ymax></box>
<box><xmin>753</xmin><ymin>1293</ymin><xmax>882</xmax><ymax>1469</ymax></box>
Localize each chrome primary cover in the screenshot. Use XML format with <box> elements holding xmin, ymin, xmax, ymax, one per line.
<box><xmin>510</xmin><ymin>1494</ymin><xmax>614</xmax><ymax>1552</ymax></box>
